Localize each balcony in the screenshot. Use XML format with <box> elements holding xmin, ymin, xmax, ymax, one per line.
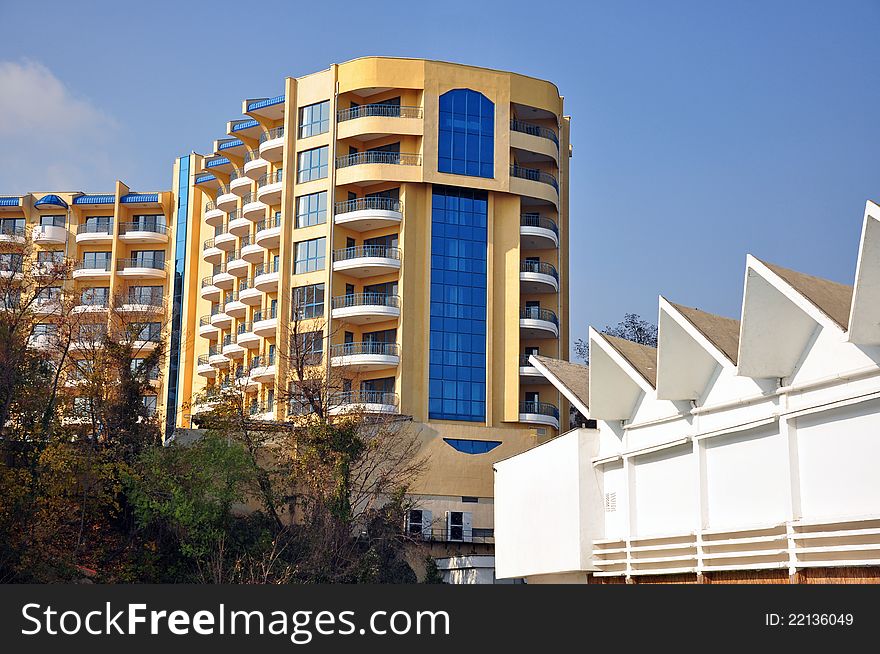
<box><xmin>254</xmin><ymin>215</ymin><xmax>281</xmax><ymax>249</ymax></box>
<box><xmin>229</xmin><ymin>170</ymin><xmax>252</xmax><ymax>196</ymax></box>
<box><xmin>118</xmin><ymin>221</ymin><xmax>168</xmax><ymax>244</ymax></box>
<box><xmin>240</xmin><ymin>235</ymin><xmax>263</xmax><ymax>263</ymax></box>
<box><xmin>216</xmin><ymin>186</ymin><xmax>238</xmax><ymax>212</ymax></box>
<box><xmin>330</xmin><ymin>390</ymin><xmax>399</xmax><ymax>415</ymax></box>
<box><xmin>520</xmin><ymin>260</ymin><xmax>559</xmax><ymax>293</ymax></box>
<box><xmin>213</xmin><ymin>225</ymin><xmax>237</xmax><ymax>251</ymax></box>
<box><xmin>224</xmin><ymin>290</ymin><xmax>247</xmax><ymax>317</ymax></box>
<box><xmin>520</xmin><ymin>307</ymin><xmax>559</xmax><ymax>339</ymax></box>
<box><xmin>237</xmin><ymin>277</ymin><xmax>262</xmax><ymax>306</ymax></box>
<box><xmin>256</xmin><ymin>170</ymin><xmax>283</xmax><ymax>205</ymax></box>
<box><xmin>227</xmin><ymin>210</ymin><xmax>250</xmax><ymax>236</ymax></box>
<box><xmin>336</xmin><ymin>104</ymin><xmax>424</xmax><ymax>141</ymax></box>
<box><xmin>75</xmin><ymin>220</ymin><xmax>113</xmax><ymax>244</ymax></box>
<box><xmin>519</xmin><ymin>354</ymin><xmax>550</xmax><ymax>383</ymax></box>
<box><xmin>258</xmin><ymin>126</ymin><xmax>285</xmax><ymax>163</ymax></box>
<box><xmin>197</xmin><ymin>354</ymin><xmax>216</xmax><ymax>378</ymax></box>
<box><xmin>236</xmin><ymin>321</ymin><xmax>260</xmax><ymax>349</ymax></box>
<box><xmin>243</xmin><ymin>149</ymin><xmax>268</xmax><ymax>180</ymax></box>
<box><xmin>253</xmin><ymin>260</ymin><xmax>279</xmax><ymax>292</ymax></box>
<box><xmin>510</xmin><ymin>119</ymin><xmax>559</xmax><ymax>148</ymax></box>
<box><xmin>32</xmin><ymin>224</ymin><xmax>67</xmax><ymax>245</ymax></box>
<box><xmin>222</xmin><ymin>334</ymin><xmax>245</xmax><ymax>359</ymax></box>
<box><xmin>32</xmin><ymin>260</ymin><xmax>66</xmax><ymax>279</ymax></box>
<box><xmin>510</xmin><ymin>119</ymin><xmax>559</xmax><ymax>163</ymax></box>
<box><xmin>336</xmin><ymin>151</ymin><xmax>421</xmax><ymax>169</ymax></box>
<box><xmin>204</xmin><ymin>201</ymin><xmax>225</xmax><ymax>227</ymax></box>
<box><xmin>226</xmin><ymin>250</ymin><xmax>249</xmax><ymax>277</ymax></box>
<box><xmin>73</xmin><ymin>299</ymin><xmax>108</xmax><ymax>315</ymax></box>
<box><xmin>520</xmin><ymin>214</ymin><xmax>559</xmax><ymax>249</ymax></box>
<box><xmin>335</xmin><ymin>151</ymin><xmax>421</xmax><ymax>186</ymax></box>
<box><xmin>199</xmin><ymin>315</ymin><xmax>220</xmax><ymax>339</ymax></box>
<box><xmin>208</xmin><ymin>343</ymin><xmax>230</xmax><ymax>368</ymax></box>
<box><xmin>330</xmin><ymin>341</ymin><xmax>399</xmax><ymax>371</ymax></box>
<box><xmin>510</xmin><ymin>164</ymin><xmax>559</xmax><ymax>203</ymax></box>
<box><xmin>334</xmin><ymin>197</ymin><xmax>402</xmax><ymax>232</ymax></box>
<box><xmin>212</xmin><ymin>263</ymin><xmax>235</xmax><ymax>289</ymax></box>
<box><xmin>118</xmin><ymin>293</ymin><xmax>164</xmax><ymax>314</ymax></box>
<box><xmin>232</xmin><ymin>366</ymin><xmax>258</xmax><ymax>392</ymax></box>
<box><xmin>72</xmin><ymin>259</ymin><xmax>112</xmax><ymax>280</ymax></box>
<box><xmin>252</xmin><ymin>306</ymin><xmax>278</xmax><ymax>337</ymax></box>
<box><xmin>116</xmin><ymin>258</ymin><xmax>166</xmax><ymax>280</ymax></box>
<box><xmin>200</xmin><ymin>276</ymin><xmax>221</xmax><ymax>302</ymax></box>
<box><xmin>203</xmin><ymin>238</ymin><xmax>223</xmax><ymax>264</ymax></box>
<box><xmin>210</xmin><ymin>306</ymin><xmax>232</xmax><ymax>330</ymax></box>
<box><xmin>0</xmin><ymin>225</ymin><xmax>26</xmax><ymax>244</ymax></box>
<box><xmin>33</xmin><ymin>298</ymin><xmax>61</xmax><ymax>315</ymax></box>
<box><xmin>332</xmin><ymin>245</ymin><xmax>400</xmax><ymax>278</ymax></box>
<box><xmin>331</xmin><ymin>293</ymin><xmax>400</xmax><ymax>325</ymax></box>
<box><xmin>518</xmin><ymin>401</ymin><xmax>559</xmax><ymax>430</ymax></box>
<box><xmin>248</xmin><ymin>400</ymin><xmax>275</xmax><ymax>421</ymax></box>
<box><xmin>249</xmin><ymin>354</ymin><xmax>276</xmax><ymax>384</ymax></box>
<box><xmin>241</xmin><ymin>193</ymin><xmax>268</xmax><ymax>222</ymax></box>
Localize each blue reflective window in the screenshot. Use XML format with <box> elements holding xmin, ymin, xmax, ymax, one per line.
<box><xmin>438</xmin><ymin>89</ymin><xmax>494</xmax><ymax>178</ymax></box>
<box><xmin>429</xmin><ymin>186</ymin><xmax>487</xmax><ymax>422</ymax></box>
<box><xmin>443</xmin><ymin>438</ymin><xmax>501</xmax><ymax>455</ymax></box>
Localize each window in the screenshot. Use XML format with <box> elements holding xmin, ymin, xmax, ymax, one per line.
<box><xmin>443</xmin><ymin>439</ymin><xmax>501</xmax><ymax>455</ymax></box>
<box><xmin>438</xmin><ymin>88</ymin><xmax>495</xmax><ymax>178</ymax></box>
<box><xmin>78</xmin><ymin>323</ymin><xmax>106</xmax><ymax>342</ymax></box>
<box><xmin>407</xmin><ymin>509</ymin><xmax>432</xmax><ymax>539</ymax></box>
<box><xmin>132</xmin><ymin>358</ymin><xmax>159</xmax><ymax>380</ymax></box>
<box><xmin>446</xmin><ymin>511</ymin><xmax>472</xmax><ymax>542</ymax></box>
<box><xmin>294</xmin><ymin>237</ymin><xmax>326</xmax><ymax>274</ymax></box>
<box><xmin>0</xmin><ymin>218</ymin><xmax>24</xmax><ymax>236</ymax></box>
<box><xmin>36</xmin><ymin>287</ymin><xmax>61</xmax><ymax>301</ymax></box>
<box><xmin>295</xmin><ymin>191</ymin><xmax>327</xmax><ymax>228</ymax></box>
<box><xmin>131</xmin><ymin>250</ymin><xmax>164</xmax><ymax>268</ymax></box>
<box><xmin>33</xmin><ymin>323</ymin><xmax>57</xmax><ymax>337</ymax></box>
<box><xmin>428</xmin><ymin>187</ymin><xmax>488</xmax><ymax>422</ymax></box>
<box><xmin>37</xmin><ymin>250</ymin><xmax>64</xmax><ymax>263</ymax></box>
<box><xmin>131</xmin><ymin>214</ymin><xmax>166</xmax><ymax>232</ymax></box>
<box><xmin>82</xmin><ymin>251</ymin><xmax>111</xmax><ymax>270</ymax></box>
<box><xmin>0</xmin><ymin>253</ymin><xmax>22</xmax><ymax>273</ymax></box>
<box><xmin>128</xmin><ymin>286</ymin><xmax>162</xmax><ymax>305</ymax></box>
<box><xmin>83</xmin><ymin>216</ymin><xmax>112</xmax><ymax>232</ymax></box>
<box><xmin>292</xmin><ymin>283</ymin><xmax>324</xmax><ymax>319</ymax></box>
<box><xmin>297</xmin><ymin>146</ymin><xmax>328</xmax><ymax>182</ymax></box>
<box><xmin>40</xmin><ymin>215</ymin><xmax>65</xmax><ymax>227</ymax></box>
<box><xmin>293</xmin><ymin>330</ymin><xmax>324</xmax><ymax>361</ymax></box>
<box><xmin>142</xmin><ymin>395</ymin><xmax>157</xmax><ymax>417</ymax></box>
<box><xmin>133</xmin><ymin>322</ymin><xmax>161</xmax><ymax>342</ymax></box>
<box><xmin>298</xmin><ymin>100</ymin><xmax>330</xmax><ymax>138</ymax></box>
<box><xmin>81</xmin><ymin>287</ymin><xmax>109</xmax><ymax>306</ymax></box>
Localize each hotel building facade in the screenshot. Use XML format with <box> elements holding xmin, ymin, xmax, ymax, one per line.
<box><xmin>1</xmin><ymin>57</ymin><xmax>571</xmax><ymax>550</ymax></box>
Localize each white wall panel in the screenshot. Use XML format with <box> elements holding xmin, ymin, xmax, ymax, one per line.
<box><xmin>633</xmin><ymin>445</ymin><xmax>695</xmax><ymax>536</ymax></box>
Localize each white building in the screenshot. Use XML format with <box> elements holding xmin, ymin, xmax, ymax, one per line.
<box><xmin>495</xmin><ymin>200</ymin><xmax>880</xmax><ymax>584</ymax></box>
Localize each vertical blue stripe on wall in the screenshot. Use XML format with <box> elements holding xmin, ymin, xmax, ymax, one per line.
<box><xmin>428</xmin><ymin>186</ymin><xmax>488</xmax><ymax>422</ymax></box>
<box><xmin>165</xmin><ymin>155</ymin><xmax>190</xmax><ymax>438</ymax></box>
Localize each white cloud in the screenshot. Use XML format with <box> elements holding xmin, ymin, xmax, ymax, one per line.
<box><xmin>0</xmin><ymin>59</ymin><xmax>125</xmax><ymax>191</ymax></box>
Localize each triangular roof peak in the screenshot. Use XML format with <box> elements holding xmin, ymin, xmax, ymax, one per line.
<box><xmin>602</xmin><ymin>333</ymin><xmax>657</xmax><ymax>389</ymax></box>
<box><xmin>667</xmin><ymin>301</ymin><xmax>741</xmax><ymax>365</ymax></box>
<box><xmin>755</xmin><ymin>258</ymin><xmax>853</xmax><ymax>330</ymax></box>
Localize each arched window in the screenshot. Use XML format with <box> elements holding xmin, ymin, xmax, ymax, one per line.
<box><xmin>438</xmin><ymin>89</ymin><xmax>494</xmax><ymax>178</ymax></box>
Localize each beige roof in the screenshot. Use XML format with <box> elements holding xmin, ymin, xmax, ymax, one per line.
<box><xmin>670</xmin><ymin>302</ymin><xmax>741</xmax><ymax>364</ymax></box>
<box><xmin>603</xmin><ymin>334</ymin><xmax>657</xmax><ymax>388</ymax></box>
<box><xmin>533</xmin><ymin>356</ymin><xmax>589</xmax><ymax>408</ymax></box>
<box><xmin>760</xmin><ymin>259</ymin><xmax>853</xmax><ymax>330</ymax></box>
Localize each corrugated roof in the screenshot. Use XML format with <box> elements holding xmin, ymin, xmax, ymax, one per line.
<box><xmin>533</xmin><ymin>356</ymin><xmax>589</xmax><ymax>408</ymax></box>
<box><xmin>760</xmin><ymin>259</ymin><xmax>854</xmax><ymax>330</ymax></box>
<box><xmin>603</xmin><ymin>334</ymin><xmax>657</xmax><ymax>388</ymax></box>
<box><xmin>0</xmin><ymin>197</ymin><xmax>20</xmax><ymax>207</ymax></box>
<box><xmin>670</xmin><ymin>302</ymin><xmax>741</xmax><ymax>364</ymax></box>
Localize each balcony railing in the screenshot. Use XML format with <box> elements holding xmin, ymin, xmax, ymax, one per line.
<box><xmin>74</xmin><ymin>259</ymin><xmax>112</xmax><ymax>272</ymax></box>
<box><xmin>259</xmin><ymin>126</ymin><xmax>285</xmax><ymax>143</ymax></box>
<box><xmin>410</xmin><ymin>527</ymin><xmax>494</xmax><ymax>545</ymax></box>
<box><xmin>334</xmin><ymin>197</ymin><xmax>402</xmax><ymax>215</ymax></box>
<box><xmin>225</xmin><ymin>289</ymin><xmax>239</xmax><ymax>303</ymax></box>
<box><xmin>520</xmin><ymin>260</ymin><xmax>558</xmax><ymax>279</ymax></box>
<box><xmin>216</xmin><ymin>185</ymin><xmax>231</xmax><ymax>197</ymax></box>
<box><xmin>241</xmin><ymin>192</ymin><xmax>255</xmax><ymax>205</ymax></box>
<box><xmin>520</xmin><ymin>307</ymin><xmax>558</xmax><ymax>325</ymax></box>
<box><xmin>202</xmin><ymin>276</ymin><xmax>218</xmax><ymax>288</ymax></box>
<box><xmin>238</xmin><ymin>277</ymin><xmax>254</xmax><ymax>292</ymax></box>
<box><xmin>198</xmin><ymin>354</ymin><xmax>210</xmax><ymax>366</ymax></box>
<box><xmin>331</xmin><ymin>293</ymin><xmax>400</xmax><ymax>309</ymax></box>
<box><xmin>117</xmin><ymin>258</ymin><xmax>165</xmax><ymax>271</ymax></box>
<box><xmin>331</xmin><ymin>342</ymin><xmax>399</xmax><ymax>357</ymax></box>
<box><xmin>332</xmin><ymin>245</ymin><xmax>401</xmax><ymax>262</ymax></box>
<box><xmin>253</xmin><ymin>305</ymin><xmax>278</xmax><ymax>322</ymax></box>
<box><xmin>237</xmin><ymin>321</ymin><xmax>253</xmax><ymax>335</ymax></box>
<box><xmin>223</xmin><ymin>334</ymin><xmax>234</xmax><ymax>347</ymax></box>
<box><xmin>208</xmin><ymin>344</ymin><xmax>223</xmax><ymax>356</ymax></box>
<box><xmin>239</xmin><ymin>235</ymin><xmax>252</xmax><ymax>248</ymax></box>
<box><xmin>520</xmin><ymin>213</ymin><xmax>559</xmax><ymax>235</ymax></box>
<box><xmin>335</xmin><ymin>152</ymin><xmax>421</xmax><ymax>168</ymax></box>
<box><xmin>257</xmin><ymin>169</ymin><xmax>284</xmax><ymax>187</ymax></box>
<box><xmin>334</xmin><ymin>390</ymin><xmax>399</xmax><ymax>407</ymax></box>
<box><xmin>119</xmin><ymin>221</ymin><xmax>167</xmax><ymax>235</ymax></box>
<box><xmin>248</xmin><ymin>400</ymin><xmax>274</xmax><ymax>416</ymax></box>
<box><xmin>203</xmin><ymin>238</ymin><xmax>217</xmax><ymax>251</ymax></box>
<box><xmin>256</xmin><ymin>215</ymin><xmax>281</xmax><ymax>232</ymax></box>
<box><xmin>126</xmin><ymin>291</ymin><xmax>163</xmax><ymax>307</ymax></box>
<box><xmin>243</xmin><ymin>149</ymin><xmax>262</xmax><ymax>163</ymax></box>
<box><xmin>76</xmin><ymin>219</ymin><xmax>113</xmax><ymax>235</ymax></box>
<box><xmin>337</xmin><ymin>104</ymin><xmax>423</xmax><ymax>122</ymax></box>
<box><xmin>510</xmin><ymin>165</ymin><xmax>558</xmax><ymax>191</ymax></box>
<box><xmin>510</xmin><ymin>119</ymin><xmax>559</xmax><ymax>147</ymax></box>
<box><xmin>254</xmin><ymin>260</ymin><xmax>280</xmax><ymax>276</ymax></box>
<box><xmin>250</xmin><ymin>351</ymin><xmax>275</xmax><ymax>368</ymax></box>
<box><xmin>519</xmin><ymin>401</ymin><xmax>559</xmax><ymax>419</ymax></box>
<box><xmin>199</xmin><ymin>315</ymin><xmax>213</xmax><ymax>327</ymax></box>
<box><xmin>227</xmin><ymin>249</ymin><xmax>244</xmax><ymax>263</ymax></box>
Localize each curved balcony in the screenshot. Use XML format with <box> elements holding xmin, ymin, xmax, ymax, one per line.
<box><xmin>118</xmin><ymin>295</ymin><xmax>164</xmax><ymax>314</ymax></box>
<box><xmin>224</xmin><ymin>290</ymin><xmax>247</xmax><ymax>317</ymax></box>
<box><xmin>212</xmin><ymin>263</ymin><xmax>235</xmax><ymax>290</ymax></box>
<box><xmin>249</xmin><ymin>355</ymin><xmax>276</xmax><ymax>384</ymax></box>
<box><xmin>229</xmin><ymin>170</ymin><xmax>252</xmax><ymax>196</ymax></box>
<box><xmin>222</xmin><ymin>334</ymin><xmax>245</xmax><ymax>359</ymax></box>
<box><xmin>330</xmin><ymin>390</ymin><xmax>399</xmax><ymax>415</ymax></box>
<box><xmin>336</xmin><ymin>105</ymin><xmax>424</xmax><ymax>141</ymax></box>
<box><xmin>213</xmin><ymin>226</ymin><xmax>237</xmax><ymax>251</ymax></box>
<box><xmin>520</xmin><ymin>307</ymin><xmax>559</xmax><ymax>339</ymax></box>
<box><xmin>519</xmin><ymin>354</ymin><xmax>550</xmax><ymax>383</ymax></box>
<box><xmin>0</xmin><ymin>225</ymin><xmax>26</xmax><ymax>244</ymax></box>
<box><xmin>241</xmin><ymin>193</ymin><xmax>268</xmax><ymax>221</ymax></box>
<box><xmin>248</xmin><ymin>400</ymin><xmax>275</xmax><ymax>420</ymax></box>
<box><xmin>243</xmin><ymin>150</ymin><xmax>268</xmax><ymax>179</ymax></box>
<box><xmin>511</xmin><ymin>119</ymin><xmax>559</xmax><ymax>147</ymax></box>
<box><xmin>32</xmin><ymin>261</ymin><xmax>66</xmax><ymax>279</ymax></box>
<box><xmin>118</xmin><ymin>221</ymin><xmax>168</xmax><ymax>244</ymax></box>
<box><xmin>520</xmin><ymin>214</ymin><xmax>559</xmax><ymax>249</ymax></box>
<box><xmin>240</xmin><ymin>235</ymin><xmax>263</xmax><ymax>263</ymax></box>
<box><xmin>116</xmin><ymin>258</ymin><xmax>166</xmax><ymax>280</ymax></box>
<box><xmin>332</xmin><ymin>245</ymin><xmax>401</xmax><ymax>278</ymax></box>
<box><xmin>197</xmin><ymin>354</ymin><xmax>216</xmax><ymax>378</ymax></box>
<box><xmin>227</xmin><ymin>210</ymin><xmax>250</xmax><ymax>236</ymax></box>
<box><xmin>199</xmin><ymin>315</ymin><xmax>220</xmax><ymax>339</ymax></box>
<box><xmin>510</xmin><ymin>119</ymin><xmax>559</xmax><ymax>163</ymax></box>
<box><xmin>334</xmin><ymin>152</ymin><xmax>421</xmax><ymax>186</ymax></box>
<box><xmin>216</xmin><ymin>186</ymin><xmax>238</xmax><ymax>212</ymax></box>
<box><xmin>204</xmin><ymin>201</ymin><xmax>225</xmax><ymax>227</ymax></box>
<box><xmin>200</xmin><ymin>276</ymin><xmax>221</xmax><ymax>302</ymax></box>
<box><xmin>203</xmin><ymin>238</ymin><xmax>223</xmax><ymax>264</ymax></box>
<box><xmin>520</xmin><ymin>260</ymin><xmax>559</xmax><ymax>293</ymax></box>
<box><xmin>226</xmin><ymin>250</ymin><xmax>249</xmax><ymax>277</ymax></box>
<box><xmin>75</xmin><ymin>220</ymin><xmax>113</xmax><ymax>244</ymax></box>
<box><xmin>72</xmin><ymin>260</ymin><xmax>112</xmax><ymax>281</ymax></box>
<box><xmin>72</xmin><ymin>301</ymin><xmax>108</xmax><ymax>315</ymax></box>
<box><xmin>510</xmin><ymin>165</ymin><xmax>559</xmax><ymax>204</ymax></box>
<box><xmin>33</xmin><ymin>298</ymin><xmax>61</xmax><ymax>315</ymax></box>
<box><xmin>331</xmin><ymin>293</ymin><xmax>400</xmax><ymax>325</ymax></box>
<box><xmin>237</xmin><ymin>278</ymin><xmax>262</xmax><ymax>306</ymax></box>
<box><xmin>258</xmin><ymin>127</ymin><xmax>285</xmax><ymax>162</ymax></box>
<box><xmin>336</xmin><ymin>151</ymin><xmax>421</xmax><ymax>169</ymax></box>
<box><xmin>256</xmin><ymin>170</ymin><xmax>283</xmax><ymax>205</ymax></box>
<box><xmin>334</xmin><ymin>197</ymin><xmax>402</xmax><ymax>232</ymax></box>
<box><xmin>236</xmin><ymin>321</ymin><xmax>260</xmax><ymax>349</ymax></box>
<box><xmin>519</xmin><ymin>401</ymin><xmax>559</xmax><ymax>429</ymax></box>
<box><xmin>210</xmin><ymin>306</ymin><xmax>232</xmax><ymax>330</ymax></box>
<box><xmin>208</xmin><ymin>343</ymin><xmax>230</xmax><ymax>368</ymax></box>
<box><xmin>253</xmin><ymin>260</ymin><xmax>279</xmax><ymax>292</ymax></box>
<box><xmin>33</xmin><ymin>224</ymin><xmax>67</xmax><ymax>245</ymax></box>
<box><xmin>232</xmin><ymin>366</ymin><xmax>258</xmax><ymax>392</ymax></box>
<box><xmin>254</xmin><ymin>215</ymin><xmax>281</xmax><ymax>250</ymax></box>
<box><xmin>330</xmin><ymin>342</ymin><xmax>399</xmax><ymax>371</ymax></box>
<box><xmin>252</xmin><ymin>306</ymin><xmax>278</xmax><ymax>337</ymax></box>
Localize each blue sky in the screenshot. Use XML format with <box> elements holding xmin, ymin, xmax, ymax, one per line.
<box><xmin>0</xmin><ymin>0</ymin><xmax>877</xmax><ymax>354</ymax></box>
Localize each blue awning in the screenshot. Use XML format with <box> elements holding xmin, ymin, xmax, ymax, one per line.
<box><xmin>34</xmin><ymin>194</ymin><xmax>68</xmax><ymax>209</ymax></box>
<box><xmin>120</xmin><ymin>193</ymin><xmax>159</xmax><ymax>204</ymax></box>
<box><xmin>218</xmin><ymin>139</ymin><xmax>243</xmax><ymax>151</ymax></box>
<box><xmin>247</xmin><ymin>95</ymin><xmax>285</xmax><ymax>112</ymax></box>
<box><xmin>195</xmin><ymin>174</ymin><xmax>216</xmax><ymax>184</ymax></box>
<box><xmin>231</xmin><ymin>119</ymin><xmax>259</xmax><ymax>132</ymax></box>
<box><xmin>205</xmin><ymin>157</ymin><xmax>230</xmax><ymax>168</ymax></box>
<box><xmin>72</xmin><ymin>194</ymin><xmax>115</xmax><ymax>205</ymax></box>
<box><xmin>0</xmin><ymin>197</ymin><xmax>20</xmax><ymax>207</ymax></box>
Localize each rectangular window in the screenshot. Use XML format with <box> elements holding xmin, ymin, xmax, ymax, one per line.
<box><xmin>291</xmin><ymin>283</ymin><xmax>324</xmax><ymax>319</ymax></box>
<box><xmin>294</xmin><ymin>237</ymin><xmax>326</xmax><ymax>274</ymax></box>
<box><xmin>81</xmin><ymin>287</ymin><xmax>109</xmax><ymax>306</ymax></box>
<box><xmin>142</xmin><ymin>395</ymin><xmax>157</xmax><ymax>416</ymax></box>
<box><xmin>0</xmin><ymin>218</ymin><xmax>24</xmax><ymax>236</ymax></box>
<box><xmin>0</xmin><ymin>253</ymin><xmax>22</xmax><ymax>273</ymax></box>
<box><xmin>82</xmin><ymin>251</ymin><xmax>111</xmax><ymax>269</ymax></box>
<box><xmin>130</xmin><ymin>214</ymin><xmax>166</xmax><ymax>232</ymax></box>
<box><xmin>33</xmin><ymin>323</ymin><xmax>57</xmax><ymax>337</ymax></box>
<box><xmin>298</xmin><ymin>100</ymin><xmax>330</xmax><ymax>139</ymax></box>
<box><xmin>297</xmin><ymin>146</ymin><xmax>329</xmax><ymax>183</ymax></box>
<box><xmin>438</xmin><ymin>89</ymin><xmax>495</xmax><ymax>178</ymax></box>
<box><xmin>84</xmin><ymin>216</ymin><xmax>112</xmax><ymax>232</ymax></box>
<box><xmin>131</xmin><ymin>250</ymin><xmax>164</xmax><ymax>268</ymax></box>
<box><xmin>40</xmin><ymin>215</ymin><xmax>65</xmax><ymax>227</ymax></box>
<box><xmin>78</xmin><ymin>323</ymin><xmax>107</xmax><ymax>342</ymax></box>
<box><xmin>128</xmin><ymin>286</ymin><xmax>163</xmax><ymax>305</ymax></box>
<box><xmin>293</xmin><ymin>329</ymin><xmax>324</xmax><ymax>363</ymax></box>
<box><xmin>132</xmin><ymin>358</ymin><xmax>159</xmax><ymax>380</ymax></box>
<box><xmin>133</xmin><ymin>322</ymin><xmax>162</xmax><ymax>342</ymax></box>
<box><xmin>295</xmin><ymin>191</ymin><xmax>327</xmax><ymax>228</ymax></box>
<box><xmin>37</xmin><ymin>250</ymin><xmax>64</xmax><ymax>263</ymax></box>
